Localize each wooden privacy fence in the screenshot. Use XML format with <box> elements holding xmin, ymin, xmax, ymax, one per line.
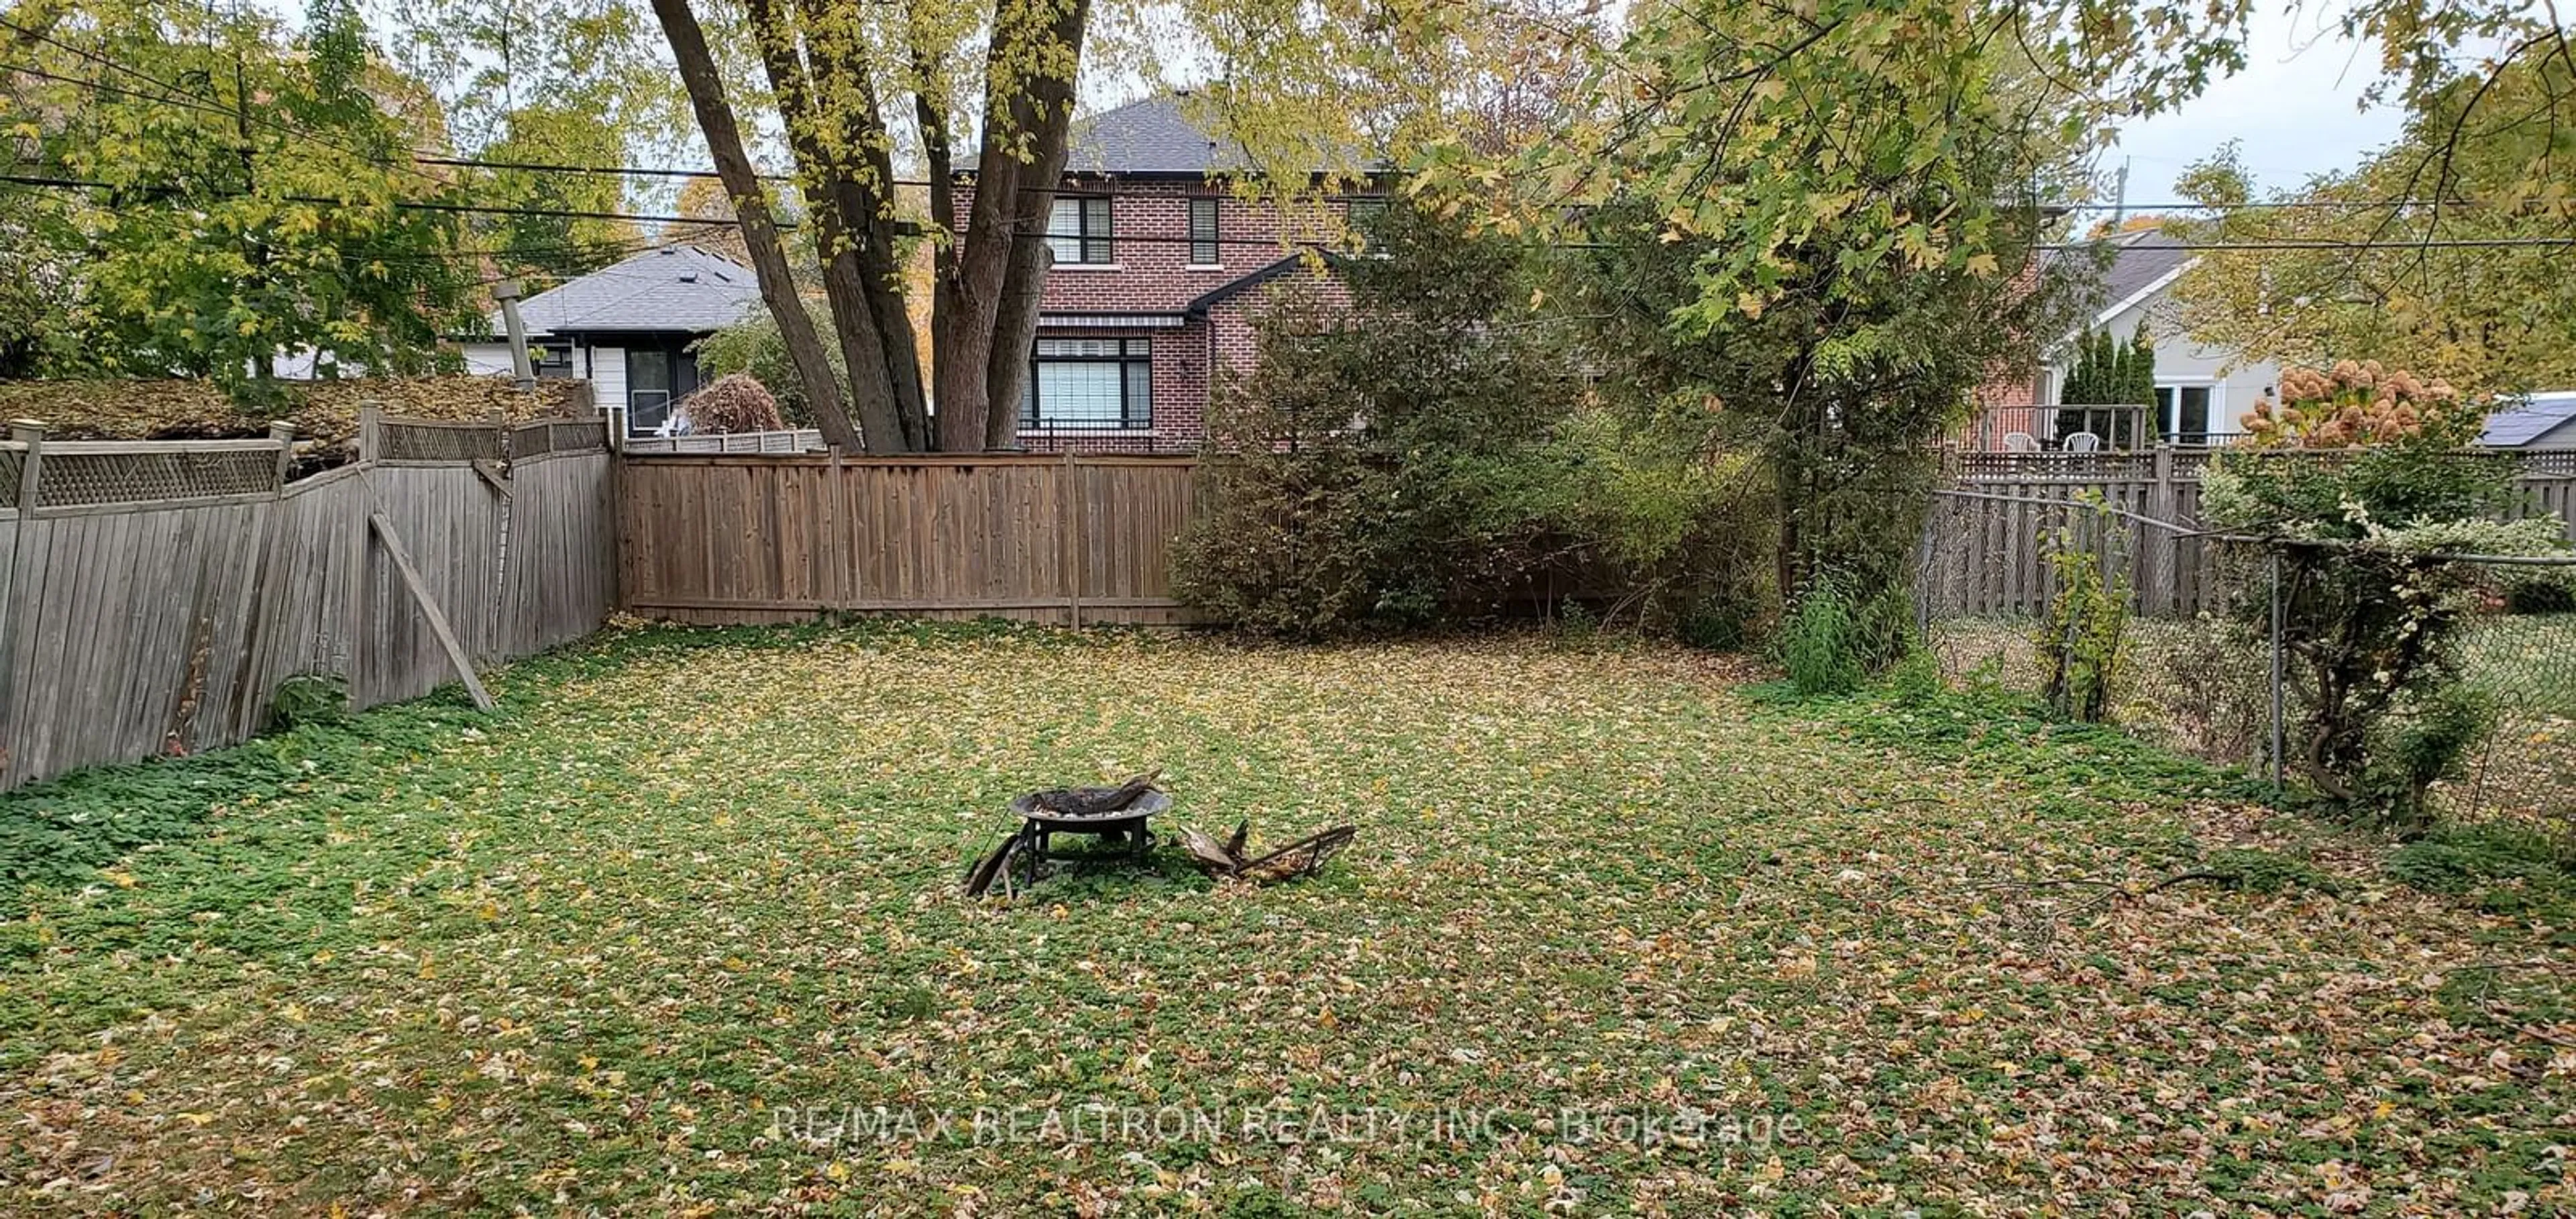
<box><xmin>616</xmin><ymin>453</ymin><xmax>1199</xmax><ymax>625</ymax></box>
<box><xmin>1923</xmin><ymin>447</ymin><xmax>2576</xmax><ymax>618</ymax></box>
<box><xmin>0</xmin><ymin>410</ymin><xmax>614</xmax><ymax>790</ymax></box>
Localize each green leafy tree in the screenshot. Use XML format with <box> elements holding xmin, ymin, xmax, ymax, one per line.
<box><xmin>2053</xmin><ymin>323</ymin><xmax>2156</xmax><ymax>444</ymax></box>
<box><xmin>2170</xmin><ymin>51</ymin><xmax>2576</xmax><ymax>396</ymax></box>
<box><xmin>468</xmin><ymin>105</ymin><xmax>643</xmax><ymax>286</ymax></box>
<box><xmin>1173</xmin><ymin>205</ymin><xmax>1564</xmax><ymax>635</ymax></box>
<box><xmin>5</xmin><ymin>1</ymin><xmax>477</xmax><ymax>399</ymax></box>
<box><xmin>0</xmin><ymin>197</ymin><xmax>80</xmax><ymax>377</ymax></box>
<box><xmin>2123</xmin><ymin>319</ymin><xmax>2158</xmax><ymax>440</ymax></box>
<box><xmin>696</xmin><ymin>307</ymin><xmax>841</xmax><ymax>428</ymax></box>
<box><xmin>1509</xmin><ymin>1</ymin><xmax>2101</xmax><ymax>638</ymax></box>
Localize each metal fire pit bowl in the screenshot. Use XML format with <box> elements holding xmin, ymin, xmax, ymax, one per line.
<box><xmin>1007</xmin><ymin>789</ymin><xmax>1171</xmax><ymax>876</ymax></box>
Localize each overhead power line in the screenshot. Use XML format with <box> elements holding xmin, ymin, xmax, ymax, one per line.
<box><xmin>16</xmin><ymin>172</ymin><xmax>2576</xmax><ymax>256</ymax></box>
<box><xmin>18</xmin><ymin>23</ymin><xmax>2530</xmax><ymax>225</ymax></box>
<box><xmin>0</xmin><ymin>23</ymin><xmax>456</xmax><ymax>194</ymax></box>
<box><xmin>412</xmin><ymin>153</ymin><xmax>791</xmax><ymax>185</ymax></box>
<box><xmin>0</xmin><ymin>171</ymin><xmax>777</xmax><ymax>229</ymax></box>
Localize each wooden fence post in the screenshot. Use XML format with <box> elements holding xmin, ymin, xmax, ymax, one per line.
<box><xmin>827</xmin><ymin>445</ymin><xmax>849</xmax><ymax>608</ymax></box>
<box><xmin>1062</xmin><ymin>448</ymin><xmax>1083</xmax><ymax>629</ymax></box>
<box><xmin>11</xmin><ymin>419</ymin><xmax>44</xmax><ymax>514</ymax></box>
<box><xmin>2149</xmin><ymin>444</ymin><xmax>2176</xmax><ymax>615</ymax></box>
<box><xmin>0</xmin><ymin>419</ymin><xmax>41</xmax><ymax>785</ymax></box>
<box><xmin>368</xmin><ymin>511</ymin><xmax>497</xmax><ymax>711</ymax></box>
<box><xmin>358</xmin><ymin>404</ymin><xmax>384</xmax><ymax>464</ymax></box>
<box><xmin>268</xmin><ymin>421</ymin><xmax>295</xmax><ymax>488</ymax></box>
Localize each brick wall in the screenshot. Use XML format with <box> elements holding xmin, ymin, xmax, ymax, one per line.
<box><xmin>951</xmin><ymin>178</ymin><xmax>1354</xmax><ymax>315</ymax></box>
<box><xmin>1958</xmin><ymin>261</ymin><xmax>2053</xmax><ymax>449</ymax></box>
<box><xmin>1967</xmin><ymin>368</ymin><xmax>2051</xmax><ymax>449</ymax></box>
<box><xmin>955</xmin><ymin>176</ymin><xmax>1359</xmax><ymax>452</ymax></box>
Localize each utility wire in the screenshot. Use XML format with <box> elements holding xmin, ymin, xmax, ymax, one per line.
<box><xmin>13</xmin><ymin>169</ymin><xmax>2576</xmax><ymax>256</ymax></box>
<box><xmin>17</xmin><ymin>26</ymin><xmax>2544</xmax><ymax>223</ymax></box>
<box><xmin>0</xmin><ymin>25</ymin><xmax>456</xmax><ymax>194</ymax></box>
<box><xmin>0</xmin><ymin>171</ymin><xmax>783</xmax><ymax>229</ymax></box>
<box><xmin>15</xmin><ymin>173</ymin><xmax>2576</xmax><ymax>254</ymax></box>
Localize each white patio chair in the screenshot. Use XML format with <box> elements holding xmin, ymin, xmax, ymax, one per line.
<box><xmin>2002</xmin><ymin>431</ymin><xmax>2041</xmax><ymax>452</ymax></box>
<box><xmin>2061</xmin><ymin>431</ymin><xmax>2102</xmax><ymax>452</ymax></box>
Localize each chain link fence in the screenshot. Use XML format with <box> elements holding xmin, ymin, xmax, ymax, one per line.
<box><xmin>1917</xmin><ymin>488</ymin><xmax>2576</xmax><ymax>838</ymax></box>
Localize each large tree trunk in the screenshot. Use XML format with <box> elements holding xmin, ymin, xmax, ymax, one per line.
<box><xmin>982</xmin><ymin>0</ymin><xmax>1087</xmax><ymax>449</ymax></box>
<box><xmin>741</xmin><ymin>0</ymin><xmax>922</xmax><ymax>454</ymax></box>
<box><xmin>935</xmin><ymin>134</ymin><xmax>1020</xmax><ymax>447</ymax></box>
<box><xmin>649</xmin><ymin>0</ymin><xmax>861</xmax><ymax>451</ymax></box>
<box><xmin>841</xmin><ymin>89</ymin><xmax>935</xmax><ymax>452</ymax></box>
<box><xmin>788</xmin><ymin>0</ymin><xmax>934</xmax><ymax>450</ymax></box>
<box><xmin>934</xmin><ymin>0</ymin><xmax>1090</xmax><ymax>452</ymax></box>
<box><xmin>910</xmin><ymin>44</ymin><xmax>959</xmax><ymax>452</ymax></box>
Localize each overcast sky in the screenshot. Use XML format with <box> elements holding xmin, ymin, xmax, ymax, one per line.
<box><xmin>2102</xmin><ymin>3</ymin><xmax>2406</xmax><ymax>203</ymax></box>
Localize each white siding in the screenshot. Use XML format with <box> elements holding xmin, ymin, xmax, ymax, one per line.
<box><xmin>2047</xmin><ymin>285</ymin><xmax>2279</xmax><ymax>441</ymax></box>
<box><xmin>460</xmin><ymin>343</ymin><xmax>517</xmax><ymax>376</ymax></box>
<box><xmin>590</xmin><ymin>345</ymin><xmax>628</xmax><ymax>433</ymax></box>
<box><xmin>2101</xmin><ymin>294</ymin><xmax>2277</xmax><ymax>440</ymax></box>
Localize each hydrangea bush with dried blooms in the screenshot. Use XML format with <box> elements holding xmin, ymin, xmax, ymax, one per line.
<box><xmin>2206</xmin><ymin>362</ymin><xmax>2573</xmax><ymax>831</ymax></box>
<box><xmin>2238</xmin><ymin>359</ymin><xmax>2476</xmax><ymax>449</ymax></box>
<box><xmin>677</xmin><ymin>373</ymin><xmax>786</xmax><ymax>435</ymax></box>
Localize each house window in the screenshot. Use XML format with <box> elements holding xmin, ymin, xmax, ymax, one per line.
<box><xmin>1189</xmin><ymin>197</ymin><xmax>1221</xmax><ymax>266</ymax></box>
<box><xmin>1046</xmin><ymin>197</ymin><xmax>1115</xmax><ymax>264</ymax></box>
<box><xmin>1022</xmin><ymin>338</ymin><xmax>1150</xmax><ymax>429</ymax></box>
<box><xmin>2155</xmin><ymin>383</ymin><xmax>2215</xmax><ymax>443</ymax></box>
<box><xmin>624</xmin><ymin>345</ymin><xmax>702</xmax><ymax>437</ymax></box>
<box><xmin>534</xmin><ymin>343</ymin><xmax>576</xmax><ymax>380</ymax></box>
<box><xmin>1345</xmin><ymin>197</ymin><xmax>1388</xmax><ymax>240</ymax></box>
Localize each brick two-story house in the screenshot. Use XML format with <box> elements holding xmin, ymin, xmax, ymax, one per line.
<box><xmin>957</xmin><ymin>92</ymin><xmax>1373</xmax><ymax>452</ymax></box>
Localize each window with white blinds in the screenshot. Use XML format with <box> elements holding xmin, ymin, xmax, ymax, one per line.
<box><xmin>1022</xmin><ymin>338</ymin><xmax>1151</xmax><ymax>429</ymax></box>
<box><xmin>1189</xmin><ymin>197</ymin><xmax>1221</xmax><ymax>265</ymax></box>
<box><xmin>1045</xmin><ymin>197</ymin><xmax>1115</xmax><ymax>264</ymax></box>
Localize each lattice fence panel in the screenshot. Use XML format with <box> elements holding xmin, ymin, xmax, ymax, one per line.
<box><xmin>506</xmin><ymin>419</ymin><xmax>607</xmax><ymax>460</ymax></box>
<box><xmin>379</xmin><ymin>422</ymin><xmax>504</xmax><ymax>463</ymax></box>
<box><xmin>36</xmin><ymin>447</ymin><xmax>278</xmax><ymax>508</ymax></box>
<box><xmin>0</xmin><ymin>448</ymin><xmax>20</xmax><ymax>509</ymax></box>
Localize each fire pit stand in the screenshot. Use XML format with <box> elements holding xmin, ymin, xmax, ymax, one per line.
<box><xmin>1004</xmin><ymin>789</ymin><xmax>1171</xmax><ymax>886</ymax></box>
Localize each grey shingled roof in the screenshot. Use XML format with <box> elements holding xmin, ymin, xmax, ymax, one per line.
<box><xmin>2094</xmin><ymin>231</ymin><xmax>2196</xmax><ymax>313</ymax></box>
<box><xmin>484</xmin><ymin>246</ymin><xmax>762</xmax><ymax>338</ymax></box>
<box><xmin>1063</xmin><ymin>92</ymin><xmax>1248</xmax><ymax>175</ymax></box>
<box><xmin>2481</xmin><ymin>393</ymin><xmax>2576</xmax><ymax>448</ymax></box>
<box><xmin>2044</xmin><ymin>228</ymin><xmax>2196</xmax><ymax>327</ymax></box>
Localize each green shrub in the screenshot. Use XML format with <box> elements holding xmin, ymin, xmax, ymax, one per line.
<box><xmin>1884</xmin><ymin>644</ymin><xmax>1945</xmax><ymax>704</ymax></box>
<box><xmin>2033</xmin><ymin>509</ymin><xmax>2130</xmax><ymax>723</ymax></box>
<box><xmin>1171</xmin><ymin>201</ymin><xmax>1775</xmax><ymax>639</ymax></box>
<box><xmin>2359</xmin><ymin>685</ymin><xmax>2495</xmax><ymax>835</ymax></box>
<box><xmin>2502</xmin><ymin>576</ymin><xmax>2576</xmax><ymax>615</ymax></box>
<box><xmin>1778</xmin><ymin>574</ymin><xmax>1911</xmax><ymax>694</ymax></box>
<box><xmin>2386</xmin><ymin>825</ymin><xmax>2575</xmax><ymax>914</ymax></box>
<box><xmin>2200</xmin><ymin>366</ymin><xmax>2572</xmax><ymax>828</ymax></box>
<box><xmin>695</xmin><ymin>311</ymin><xmax>840</xmax><ymax>429</ymax></box>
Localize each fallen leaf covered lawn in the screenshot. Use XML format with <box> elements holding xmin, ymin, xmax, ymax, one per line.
<box><xmin>5</xmin><ymin>623</ymin><xmax>2573</xmax><ymax>1215</ymax></box>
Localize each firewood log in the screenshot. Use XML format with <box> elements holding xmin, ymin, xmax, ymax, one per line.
<box><xmin>1174</xmin><ymin>822</ymin><xmax>1357</xmax><ymax>884</ymax></box>
<box><xmin>1179</xmin><ymin>825</ymin><xmax>1244</xmax><ymax>876</ymax></box>
<box><xmin>961</xmin><ymin>827</ymin><xmax>1031</xmax><ymax>897</ymax></box>
<box><xmin>1236</xmin><ymin>826</ymin><xmax>1358</xmax><ymax>883</ymax></box>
